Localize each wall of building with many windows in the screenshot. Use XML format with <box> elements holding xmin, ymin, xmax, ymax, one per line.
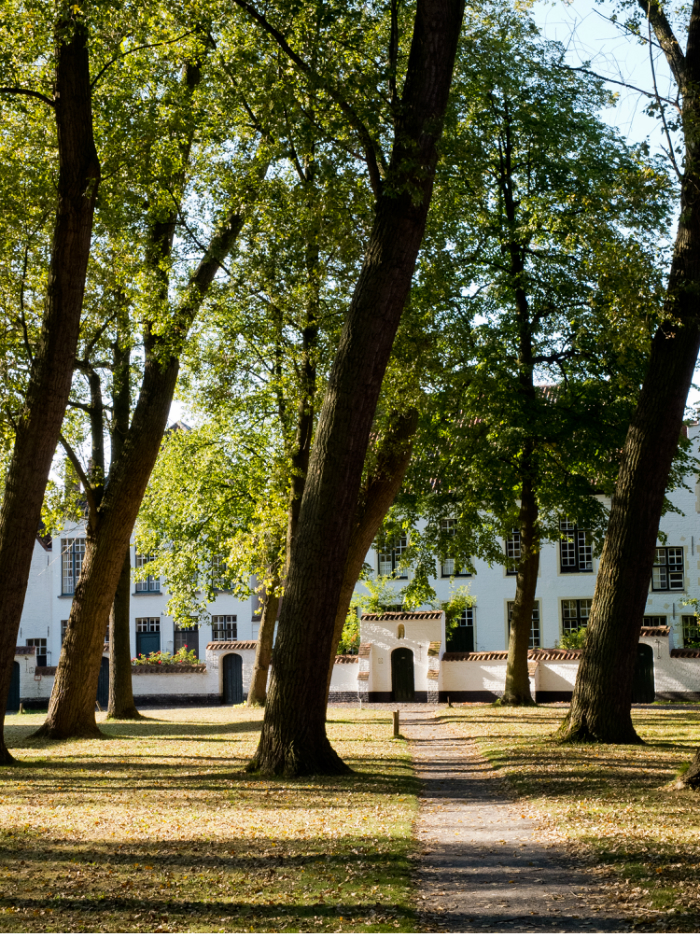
<box><xmin>17</xmin><ymin>521</ymin><xmax>256</xmax><ymax>669</ymax></box>
<box><xmin>359</xmin><ymin>425</ymin><xmax>700</xmax><ymax>653</ymax></box>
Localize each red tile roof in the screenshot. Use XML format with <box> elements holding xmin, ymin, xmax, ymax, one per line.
<box><xmin>362</xmin><ymin>611</ymin><xmax>443</xmax><ymax>622</ymax></box>
<box><xmin>14</xmin><ymin>646</ymin><xmax>36</xmax><ymax>656</ymax></box>
<box><xmin>334</xmin><ymin>655</ymin><xmax>359</xmax><ymax>664</ymax></box>
<box><xmin>443</xmin><ymin>648</ymin><xmax>582</xmax><ymax>662</ymax></box>
<box><xmin>640</xmin><ymin>626</ymin><xmax>670</xmax><ymax>637</ymax></box>
<box><xmin>671</xmin><ymin>648</ymin><xmax>700</xmax><ymax>658</ymax></box>
<box><xmin>206</xmin><ymin>641</ymin><xmax>257</xmax><ymax>651</ymax></box>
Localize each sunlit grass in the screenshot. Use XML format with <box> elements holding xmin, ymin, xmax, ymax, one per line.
<box><xmin>0</xmin><ymin>707</ymin><xmax>419</xmax><ymax>933</ymax></box>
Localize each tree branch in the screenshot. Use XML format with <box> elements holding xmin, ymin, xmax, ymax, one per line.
<box><xmin>59</xmin><ymin>433</ymin><xmax>97</xmax><ymax>523</ymax></box>
<box><xmin>90</xmin><ymin>30</ymin><xmax>200</xmax><ymax>90</ymax></box>
<box><xmin>228</xmin><ymin>0</ymin><xmax>386</xmax><ymax>196</ymax></box>
<box><xmin>639</xmin><ymin>0</ymin><xmax>686</xmax><ymax>91</ymax></box>
<box><xmin>0</xmin><ymin>87</ymin><xmax>55</xmax><ymax>107</ymax></box>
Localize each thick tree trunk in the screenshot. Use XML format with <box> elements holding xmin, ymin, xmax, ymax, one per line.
<box><xmin>0</xmin><ymin>21</ymin><xmax>99</xmax><ymax>763</ymax></box>
<box><xmin>325</xmin><ymin>410</ymin><xmax>418</xmax><ymax>700</ymax></box>
<box><xmin>502</xmin><ymin>479</ymin><xmax>538</xmax><ymax>706</ymax></box>
<box><xmin>560</xmin><ymin>7</ymin><xmax>700</xmax><ymax>745</ymax></box>
<box><xmin>107</xmin><ymin>551</ymin><xmax>141</xmax><ymax>719</ymax></box>
<box><xmin>681</xmin><ymin>747</ymin><xmax>700</xmax><ymax>788</ymax></box>
<box><xmin>247</xmin><ymin>590</ymin><xmax>280</xmax><ymax>707</ymax></box>
<box><xmin>249</xmin><ymin>0</ymin><xmax>463</xmax><ymax>776</ymax></box>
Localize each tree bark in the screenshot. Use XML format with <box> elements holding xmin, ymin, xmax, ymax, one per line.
<box><xmin>559</xmin><ymin>2</ymin><xmax>700</xmax><ymax>744</ymax></box>
<box><xmin>35</xmin><ymin>200</ymin><xmax>246</xmax><ymax>740</ymax></box>
<box><xmin>249</xmin><ymin>0</ymin><xmax>463</xmax><ymax>776</ymax></box>
<box><xmin>0</xmin><ymin>19</ymin><xmax>99</xmax><ymax>763</ymax></box>
<box><xmin>502</xmin><ymin>476</ymin><xmax>538</xmax><ymax>706</ymax></box>
<box><xmin>247</xmin><ymin>589</ymin><xmax>280</xmax><ymax>707</ymax></box>
<box><xmin>106</xmin><ymin>307</ymin><xmax>141</xmax><ymax>719</ymax></box>
<box><xmin>107</xmin><ymin>551</ymin><xmax>140</xmax><ymax>718</ymax></box>
<box><xmin>325</xmin><ymin>409</ymin><xmax>418</xmax><ymax>701</ymax></box>
<box><xmin>681</xmin><ymin>747</ymin><xmax>700</xmax><ymax>788</ymax></box>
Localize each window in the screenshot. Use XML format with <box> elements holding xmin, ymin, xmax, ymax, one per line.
<box><xmin>643</xmin><ymin>616</ymin><xmax>667</xmax><ymax>628</ymax></box>
<box><xmin>61</xmin><ymin>538</ymin><xmax>85</xmax><ymax>594</ymax></box>
<box><xmin>211</xmin><ymin>554</ymin><xmax>229</xmax><ymax>591</ymax></box>
<box><xmin>447</xmin><ymin>607</ymin><xmax>475</xmax><ymax>652</ymax></box>
<box><xmin>439</xmin><ymin>519</ymin><xmax>471</xmax><ymax>577</ymax></box>
<box><xmin>136</xmin><ymin>617</ymin><xmax>160</xmax><ymax>633</ymax></box>
<box><xmin>61</xmin><ymin>619</ymin><xmax>69</xmax><ymax>644</ymax></box>
<box><xmin>26</xmin><ymin>638</ymin><xmax>47</xmax><ymax>667</ymax></box>
<box><xmin>211</xmin><ymin>615</ymin><xmax>237</xmax><ymax>641</ymax></box>
<box><xmin>507</xmin><ymin>601</ymin><xmax>540</xmax><ymax>648</ymax></box>
<box><xmin>652</xmin><ymin>547</ymin><xmax>684</xmax><ymax>591</ymax></box>
<box><xmin>561</xmin><ymin>599</ymin><xmax>592</xmax><ymax>636</ymax></box>
<box><xmin>174</xmin><ymin>623</ymin><xmax>200</xmax><ymax>656</ymax></box>
<box><xmin>505</xmin><ymin>529</ymin><xmax>520</xmax><ymax>576</ymax></box>
<box><xmin>377</xmin><ymin>534</ymin><xmax>408</xmax><ymax>579</ymax></box>
<box><xmin>559</xmin><ymin>520</ymin><xmax>593</xmax><ymax>573</ymax></box>
<box><xmin>135</xmin><ymin>553</ymin><xmax>160</xmax><ymax>592</ymax></box>
<box><xmin>682</xmin><ymin>615</ymin><xmax>700</xmax><ymax>648</ymax></box>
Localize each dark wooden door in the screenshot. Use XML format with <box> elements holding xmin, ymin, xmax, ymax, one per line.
<box><xmin>632</xmin><ymin>643</ymin><xmax>655</xmax><ymax>703</ymax></box>
<box><xmin>223</xmin><ymin>653</ymin><xmax>243</xmax><ymax>705</ymax></box>
<box><xmin>136</xmin><ymin>631</ymin><xmax>160</xmax><ymax>657</ymax></box>
<box><xmin>447</xmin><ymin>626</ymin><xmax>474</xmax><ymax>653</ymax></box>
<box><xmin>97</xmin><ymin>657</ymin><xmax>109</xmax><ymax>709</ymax></box>
<box><xmin>7</xmin><ymin>662</ymin><xmax>20</xmax><ymax>713</ymax></box>
<box><xmin>391</xmin><ymin>648</ymin><xmax>415</xmax><ymax>702</ymax></box>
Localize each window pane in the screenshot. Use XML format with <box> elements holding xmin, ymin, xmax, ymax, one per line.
<box><xmin>441</xmin><ymin>557</ymin><xmax>455</xmax><ymax>577</ymax></box>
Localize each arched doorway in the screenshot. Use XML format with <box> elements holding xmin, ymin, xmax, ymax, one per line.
<box><xmin>7</xmin><ymin>662</ymin><xmax>20</xmax><ymax>713</ymax></box>
<box><xmin>391</xmin><ymin>648</ymin><xmax>415</xmax><ymax>702</ymax></box>
<box><xmin>97</xmin><ymin>657</ymin><xmax>110</xmax><ymax>709</ymax></box>
<box><xmin>222</xmin><ymin>653</ymin><xmax>243</xmax><ymax>705</ymax></box>
<box><xmin>632</xmin><ymin>643</ymin><xmax>655</xmax><ymax>704</ymax></box>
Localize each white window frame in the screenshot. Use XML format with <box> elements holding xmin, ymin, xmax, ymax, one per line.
<box><xmin>505</xmin><ymin>529</ymin><xmax>520</xmax><ymax>576</ymax></box>
<box><xmin>561</xmin><ymin>598</ymin><xmax>592</xmax><ymax>636</ymax></box>
<box><xmin>135</xmin><ymin>617</ymin><xmax>160</xmax><ymax>633</ymax></box>
<box><xmin>135</xmin><ymin>553</ymin><xmax>160</xmax><ymax>592</ymax></box>
<box><xmin>651</xmin><ymin>547</ymin><xmax>684</xmax><ymax>592</ymax></box>
<box><xmin>559</xmin><ymin>520</ymin><xmax>593</xmax><ymax>574</ymax></box>
<box><xmin>439</xmin><ymin>518</ymin><xmax>471</xmax><ymax>578</ymax></box>
<box><xmin>61</xmin><ymin>538</ymin><xmax>85</xmax><ymax>594</ymax></box>
<box><xmin>211</xmin><ymin>615</ymin><xmax>238</xmax><ymax>641</ymax></box>
<box><xmin>377</xmin><ymin>534</ymin><xmax>408</xmax><ymax>579</ymax></box>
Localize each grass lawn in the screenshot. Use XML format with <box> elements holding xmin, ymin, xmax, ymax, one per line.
<box><xmin>0</xmin><ymin>707</ymin><xmax>418</xmax><ymax>933</ymax></box>
<box><xmin>441</xmin><ymin>705</ymin><xmax>700</xmax><ymax>932</ymax></box>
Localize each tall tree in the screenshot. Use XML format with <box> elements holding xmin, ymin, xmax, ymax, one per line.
<box><xmin>0</xmin><ymin>5</ymin><xmax>100</xmax><ymax>763</ymax></box>
<box><xmin>241</xmin><ymin>0</ymin><xmax>464</xmax><ymax>776</ymax></box>
<box><xmin>560</xmin><ymin>0</ymin><xmax>700</xmax><ymax>744</ymax></box>
<box><xmin>36</xmin><ymin>26</ymin><xmax>267</xmax><ymax>739</ymax></box>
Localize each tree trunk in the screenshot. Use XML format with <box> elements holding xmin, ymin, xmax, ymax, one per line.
<box><xmin>325</xmin><ymin>409</ymin><xmax>418</xmax><ymax>701</ymax></box>
<box><xmin>107</xmin><ymin>551</ymin><xmax>141</xmax><ymax>719</ymax></box>
<box><xmin>681</xmin><ymin>747</ymin><xmax>700</xmax><ymax>788</ymax></box>
<box><xmin>249</xmin><ymin>0</ymin><xmax>463</xmax><ymax>777</ymax></box>
<box><xmin>559</xmin><ymin>6</ymin><xmax>700</xmax><ymax>744</ymax></box>
<box><xmin>106</xmin><ymin>304</ymin><xmax>140</xmax><ymax>719</ymax></box>
<box><xmin>35</xmin><ymin>208</ymin><xmax>244</xmax><ymax>740</ymax></box>
<box><xmin>247</xmin><ymin>590</ymin><xmax>280</xmax><ymax>707</ymax></box>
<box><xmin>502</xmin><ymin>478</ymin><xmax>538</xmax><ymax>706</ymax></box>
<box><xmin>0</xmin><ymin>20</ymin><xmax>99</xmax><ymax>763</ymax></box>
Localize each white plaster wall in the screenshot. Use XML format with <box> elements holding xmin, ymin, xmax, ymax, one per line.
<box><xmin>536</xmin><ymin>661</ymin><xmax>579</xmax><ymax>693</ymax></box>
<box><xmin>131</xmin><ymin>669</ymin><xmax>217</xmax><ymax>696</ymax></box>
<box><xmin>440</xmin><ymin>661</ymin><xmax>507</xmax><ymax>694</ymax></box>
<box><xmin>17</xmin><ymin>541</ymin><xmax>54</xmax><ymax>661</ymax></box>
<box><xmin>361</xmin><ymin>616</ymin><xmax>444</xmax><ymax>693</ymax></box>
<box><xmin>329</xmin><ymin>661</ymin><xmax>359</xmax><ymax>691</ymax></box>
<box><xmin>205</xmin><ymin>647</ymin><xmax>257</xmax><ymax>694</ymax></box>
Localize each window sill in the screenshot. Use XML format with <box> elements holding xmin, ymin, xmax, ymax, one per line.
<box><xmin>58</xmin><ymin>593</ymin><xmax>74</xmax><ymax>598</ymax></box>
<box><xmin>559</xmin><ymin>569</ymin><xmax>594</xmax><ymax>574</ymax></box>
<box><xmin>133</xmin><ymin>591</ymin><xmax>162</xmax><ymax>596</ymax></box>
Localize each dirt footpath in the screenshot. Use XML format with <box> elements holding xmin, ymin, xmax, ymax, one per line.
<box><xmin>403</xmin><ymin>710</ymin><xmax>628</xmax><ymax>933</ymax></box>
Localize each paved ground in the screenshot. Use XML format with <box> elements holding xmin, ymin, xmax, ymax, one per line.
<box><xmin>401</xmin><ymin>709</ymin><xmax>629</xmax><ymax>933</ymax></box>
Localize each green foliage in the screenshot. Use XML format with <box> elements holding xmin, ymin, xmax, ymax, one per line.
<box><xmin>338</xmin><ymin>614</ymin><xmax>360</xmax><ymax>655</ymax></box>
<box><xmin>557</xmin><ymin>627</ymin><xmax>588</xmax><ymax>650</ymax></box>
<box><xmin>440</xmin><ymin>585</ymin><xmax>477</xmax><ymax>635</ymax></box>
<box><xmin>131</xmin><ymin>647</ymin><xmax>202</xmax><ymax>667</ymax></box>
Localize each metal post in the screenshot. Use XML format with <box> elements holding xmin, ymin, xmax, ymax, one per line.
<box><xmin>393</xmin><ymin>709</ymin><xmax>400</xmax><ymax>737</ymax></box>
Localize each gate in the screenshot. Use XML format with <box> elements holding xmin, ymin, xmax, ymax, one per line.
<box><xmin>97</xmin><ymin>657</ymin><xmax>110</xmax><ymax>709</ymax></box>
<box><xmin>222</xmin><ymin>653</ymin><xmax>243</xmax><ymax>705</ymax></box>
<box><xmin>391</xmin><ymin>648</ymin><xmax>415</xmax><ymax>702</ymax></box>
<box><xmin>632</xmin><ymin>643</ymin><xmax>655</xmax><ymax>704</ymax></box>
<box><xmin>7</xmin><ymin>662</ymin><xmax>20</xmax><ymax>713</ymax></box>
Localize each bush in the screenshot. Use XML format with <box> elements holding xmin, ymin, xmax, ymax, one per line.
<box><xmin>557</xmin><ymin>627</ymin><xmax>587</xmax><ymax>650</ymax></box>
<box><xmin>132</xmin><ymin>647</ymin><xmax>202</xmax><ymax>666</ymax></box>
